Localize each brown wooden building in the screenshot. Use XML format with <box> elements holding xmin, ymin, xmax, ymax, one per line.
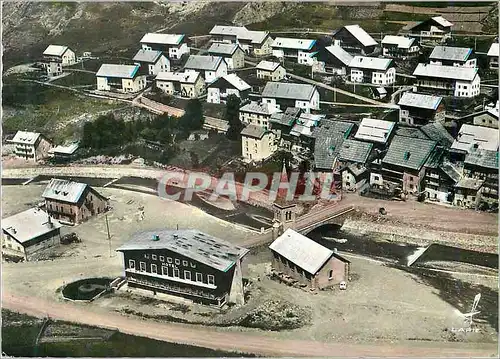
<box><xmin>42</xmin><ymin>178</ymin><xmax>108</xmax><ymax>225</ymax></box>
<box><xmin>116</xmin><ymin>229</ymin><xmax>249</xmax><ymax>307</ymax></box>
<box><xmin>269</xmin><ymin>228</ymin><xmax>350</xmax><ymax>290</ymax></box>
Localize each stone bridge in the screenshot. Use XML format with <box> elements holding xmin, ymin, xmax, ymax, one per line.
<box><xmin>296</xmin><ymin>204</ymin><xmax>356</xmax><ymax>235</ymax></box>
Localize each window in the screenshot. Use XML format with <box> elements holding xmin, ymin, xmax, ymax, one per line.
<box><xmin>162</xmin><ymin>266</ymin><xmax>168</xmax><ymax>276</ymax></box>
<box><xmin>129</xmin><ymin>260</ymin><xmax>135</xmax><ymax>269</ymax></box>
<box><xmin>144</xmin><ymin>254</ymin><xmax>149</xmax><ymax>259</ymax></box>
<box><xmin>328</xmin><ymin>270</ymin><xmax>333</xmax><ymax>279</ymax></box>
<box><xmin>173</xmin><ymin>268</ymin><xmax>180</xmax><ymax>277</ymax></box>
<box><xmin>196</xmin><ymin>273</ymin><xmax>202</xmax><ymax>282</ymax></box>
<box><xmin>160</xmin><ymin>256</ymin><xmax>165</xmax><ymax>262</ymax></box>
<box><xmin>151</xmin><ymin>264</ymin><xmax>157</xmax><ymax>274</ymax></box>
<box><xmin>175</xmin><ymin>259</ymin><xmax>180</xmax><ymax>265</ymax></box>
<box><xmin>152</xmin><ymin>254</ymin><xmax>157</xmax><ymax>260</ymax></box>
<box><xmin>208</xmin><ymin>275</ymin><xmax>215</xmax><ymax>285</ymax></box>
<box><xmin>409</xmin><ymin>177</ymin><xmax>413</xmax><ymax>182</ymax></box>
<box><xmin>374</xmin><ymin>176</ymin><xmax>380</xmax><ymax>181</ymax></box>
<box><xmin>182</xmin><ymin>260</ymin><xmax>188</xmax><ymax>266</ymax></box>
<box><xmin>140</xmin><ymin>262</ymin><xmax>146</xmax><ymax>272</ymax></box>
<box><xmin>167</xmin><ymin>257</ymin><xmax>173</xmax><ymax>263</ymax></box>
<box><xmin>184</xmin><ymin>271</ymin><xmax>191</xmax><ymax>281</ymax></box>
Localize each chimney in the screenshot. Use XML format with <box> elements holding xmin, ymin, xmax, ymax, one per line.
<box><xmin>152</xmin><ymin>234</ymin><xmax>160</xmax><ymax>241</ymax></box>
<box><xmin>47</xmin><ymin>215</ymin><xmax>54</xmax><ymax>228</ymax></box>
<box><xmin>173</xmin><ymin>234</ymin><xmax>178</xmax><ymax>239</ymax></box>
<box><xmin>333</xmin><ymin>248</ymin><xmax>338</xmax><ymax>253</ymax></box>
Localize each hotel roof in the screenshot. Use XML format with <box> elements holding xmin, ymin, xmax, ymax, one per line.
<box><xmin>117</xmin><ymin>229</ymin><xmax>249</xmax><ymax>272</ymax></box>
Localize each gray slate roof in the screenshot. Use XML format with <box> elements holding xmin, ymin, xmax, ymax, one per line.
<box><xmin>262</xmin><ymin>82</ymin><xmax>317</xmax><ymax>101</ymax></box>
<box><xmin>395</xmin><ymin>126</ymin><xmax>429</xmax><ymax>140</ymax></box>
<box><xmin>382</xmin><ymin>135</ymin><xmax>436</xmax><ymax>171</ymax></box>
<box><xmin>240</xmin><ymin>124</ymin><xmax>267</xmax><ymax>139</ymax></box>
<box><xmin>240</xmin><ymin>102</ymin><xmax>281</xmax><ymax>116</ymax></box>
<box><xmin>314</xmin><ymin>132</ymin><xmax>345</xmax><ymax>170</ymax></box>
<box><xmin>338</xmin><ymin>139</ymin><xmax>373</xmax><ymax>164</ymax></box>
<box><xmin>42</xmin><ymin>178</ymin><xmax>89</xmax><ymax>203</ymax></box>
<box><xmin>2</xmin><ymin>208</ymin><xmax>62</xmax><ymax>244</ymax></box>
<box><xmin>398</xmin><ymin>92</ymin><xmax>442</xmax><ymax>110</ymax></box>
<box><xmin>455</xmin><ymin>178</ymin><xmax>483</xmax><ymax>190</ymax></box>
<box><xmin>324</xmin><ymin>45</ymin><xmax>354</xmax><ymax>66</ymax></box>
<box><xmin>96</xmin><ymin>64</ymin><xmax>140</xmax><ymax>79</ymax></box>
<box><xmin>413</xmin><ymin>63</ymin><xmax>478</xmax><ymax>81</ymax></box>
<box><xmin>439</xmin><ymin>162</ymin><xmax>461</xmax><ymax>183</ymax></box>
<box><xmin>269</xmin><ymin>228</ymin><xmax>348</xmax><ymax>275</ymax></box>
<box><xmin>184</xmin><ymin>55</ymin><xmax>224</xmax><ymax>71</ymax></box>
<box><xmin>429</xmin><ymin>46</ymin><xmax>472</xmax><ymax>62</ymax></box>
<box><xmin>269</xmin><ymin>107</ymin><xmax>301</xmax><ymax>127</ymax></box>
<box><xmin>464</xmin><ymin>149</ymin><xmax>498</xmax><ymax>170</ymax></box>
<box><xmin>208</xmin><ymin>43</ymin><xmax>240</xmax><ymax>56</ymax></box>
<box><xmin>420</xmin><ymin>122</ymin><xmax>454</xmax><ymax>148</ymax></box>
<box><xmin>133</xmin><ymin>49</ymin><xmax>163</xmax><ymax>63</ymax></box>
<box><xmin>312</xmin><ymin>119</ymin><xmax>354</xmax><ymax>139</ymax></box>
<box><xmin>116</xmin><ymin>229</ymin><xmax>249</xmax><ymax>272</ymax></box>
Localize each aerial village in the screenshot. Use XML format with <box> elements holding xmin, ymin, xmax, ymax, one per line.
<box><xmin>1</xmin><ymin>3</ymin><xmax>499</xmax><ymax>357</ymax></box>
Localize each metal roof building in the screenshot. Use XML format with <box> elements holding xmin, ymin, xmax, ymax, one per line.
<box><xmin>413</xmin><ymin>63</ymin><xmax>478</xmax><ymax>81</ymax></box>
<box><xmin>271</xmin><ymin>37</ymin><xmax>316</xmax><ymax>50</ymax></box>
<box><xmin>429</xmin><ymin>46</ymin><xmax>473</xmax><ymax>62</ymax></box>
<box><xmin>269</xmin><ymin>228</ymin><xmax>348</xmax><ymax>275</ymax></box>
<box><xmin>42</xmin><ymin>179</ymin><xmax>89</xmax><ymax>204</ymax></box>
<box><xmin>208</xmin><ymin>43</ymin><xmax>241</xmax><ymax>56</ymax></box>
<box><xmin>96</xmin><ymin>64</ymin><xmax>140</xmax><ymax>79</ymax></box>
<box><xmin>398</xmin><ymin>92</ymin><xmax>442</xmax><ymax>110</ymax></box>
<box><xmin>133</xmin><ymin>49</ymin><xmax>163</xmax><ymax>63</ymax></box>
<box><xmin>349</xmin><ymin>56</ymin><xmax>393</xmax><ymax>71</ymax></box>
<box><xmin>262</xmin><ymin>82</ymin><xmax>317</xmax><ymax>101</ymax></box>
<box><xmin>184</xmin><ymin>55</ymin><xmax>225</xmax><ymax>71</ymax></box>
<box><xmin>140</xmin><ymin>33</ymin><xmax>184</xmax><ymax>45</ymax></box>
<box><xmin>354</xmin><ymin>118</ymin><xmax>395</xmax><ymax>144</ymax></box>
<box><xmin>451</xmin><ymin>124</ymin><xmax>499</xmax><ymax>153</ymax></box>
<box><xmin>117</xmin><ymin>229</ymin><xmax>249</xmax><ymax>272</ymax></box>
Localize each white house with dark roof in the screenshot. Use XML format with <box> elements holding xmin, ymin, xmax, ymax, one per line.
<box><xmin>155</xmin><ymin>71</ymin><xmax>205</xmax><ymax>99</ymax></box>
<box><xmin>184</xmin><ymin>55</ymin><xmax>228</xmax><ymax>83</ymax></box>
<box><xmin>140</xmin><ymin>33</ymin><xmax>190</xmax><ymax>60</ymax></box>
<box><xmin>349</xmin><ymin>56</ymin><xmax>395</xmax><ymax>85</ymax></box>
<box><xmin>96</xmin><ymin>64</ymin><xmax>146</xmax><ymax>93</ymax></box>
<box><xmin>42</xmin><ymin>45</ymin><xmax>76</xmax><ymax>77</ymax></box>
<box><xmin>398</xmin><ymin>92</ymin><xmax>445</xmax><ymax>125</ymax></box>
<box><xmin>331</xmin><ymin>24</ymin><xmax>378</xmax><ymax>55</ymax></box>
<box><xmin>311</xmin><ymin>45</ymin><xmax>353</xmax><ymax>76</ymax></box>
<box><xmin>381</xmin><ymin>35</ymin><xmax>420</xmax><ymax>59</ymax></box>
<box><xmin>413</xmin><ymin>63</ymin><xmax>480</xmax><ymax>98</ymax></box>
<box><xmin>207</xmin><ymin>74</ymin><xmax>251</xmax><ymax>104</ymax></box>
<box><xmin>2</xmin><ymin>208</ymin><xmax>62</xmax><ymax>261</ymax></box>
<box><xmin>269</xmin><ymin>228</ymin><xmax>350</xmax><ymax>289</ymax></box>
<box><xmin>207</xmin><ymin>43</ymin><xmax>245</xmax><ymax>70</ymax></box>
<box><xmin>239</xmin><ymin>102</ymin><xmax>281</xmax><ymax>129</ymax></box>
<box><xmin>429</xmin><ymin>46</ymin><xmax>476</xmax><ymax>68</ymax></box>
<box><xmin>487</xmin><ymin>42</ymin><xmax>499</xmax><ymax>70</ymax></box>
<box><xmin>271</xmin><ymin>37</ymin><xmax>317</xmax><ymax>65</ymax></box>
<box><xmin>354</xmin><ymin>118</ymin><xmax>395</xmax><ymax>146</ymax></box>
<box><xmin>209</xmin><ymin>25</ymin><xmax>273</xmax><ymax>57</ymax></box>
<box><xmin>9</xmin><ymin>131</ymin><xmax>52</xmax><ymax>162</ymax></box>
<box><xmin>256</xmin><ymin>61</ymin><xmax>286</xmax><ymax>81</ymax></box>
<box><xmin>241</xmin><ymin>124</ymin><xmax>276</xmax><ymax>162</ymax></box>
<box><xmin>133</xmin><ymin>49</ymin><xmax>170</xmax><ymax>76</ymax></box>
<box><xmin>261</xmin><ymin>82</ymin><xmax>320</xmax><ymax>113</ymax></box>
<box><xmin>116</xmin><ymin>229</ymin><xmax>249</xmax><ymax>306</ymax></box>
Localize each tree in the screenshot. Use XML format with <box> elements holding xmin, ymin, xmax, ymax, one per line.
<box><xmin>180</xmin><ymin>99</ymin><xmax>204</xmax><ymax>132</ymax></box>
<box><xmin>225</xmin><ymin>94</ymin><xmax>243</xmax><ymax>140</ymax></box>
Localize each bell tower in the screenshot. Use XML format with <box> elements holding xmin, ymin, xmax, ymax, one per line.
<box><xmin>272</xmin><ymin>161</ymin><xmax>297</xmax><ymax>238</ymax></box>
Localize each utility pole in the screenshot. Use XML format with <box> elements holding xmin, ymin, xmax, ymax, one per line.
<box><xmin>105</xmin><ymin>214</ymin><xmax>111</xmax><ymax>257</ymax></box>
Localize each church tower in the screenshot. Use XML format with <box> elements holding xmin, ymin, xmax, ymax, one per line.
<box><xmin>272</xmin><ymin>161</ymin><xmax>297</xmax><ymax>238</ymax></box>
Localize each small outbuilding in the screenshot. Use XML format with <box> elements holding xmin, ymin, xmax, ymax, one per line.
<box><xmin>269</xmin><ymin>228</ymin><xmax>350</xmax><ymax>290</ymax></box>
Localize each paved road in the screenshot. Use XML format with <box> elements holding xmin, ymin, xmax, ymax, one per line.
<box><xmin>2</xmin><ymin>292</ymin><xmax>496</xmax><ymax>357</ymax></box>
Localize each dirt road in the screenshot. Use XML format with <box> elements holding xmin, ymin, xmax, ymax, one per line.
<box><xmin>2</xmin><ymin>292</ymin><xmax>496</xmax><ymax>357</ymax></box>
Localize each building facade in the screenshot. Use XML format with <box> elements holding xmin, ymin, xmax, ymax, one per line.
<box><xmin>256</xmin><ymin>61</ymin><xmax>286</xmax><ymax>81</ymax></box>
<box><xmin>2</xmin><ymin>208</ymin><xmax>62</xmax><ymax>261</ymax></box>
<box><xmin>269</xmin><ymin>228</ymin><xmax>350</xmax><ymax>290</ymax></box>
<box><xmin>209</xmin><ymin>25</ymin><xmax>273</xmax><ymax>56</ymax></box>
<box><xmin>155</xmin><ymin>71</ymin><xmax>205</xmax><ymax>99</ymax></box>
<box><xmin>271</xmin><ymin>37</ymin><xmax>317</xmax><ymax>65</ymax></box>
<box><xmin>349</xmin><ymin>56</ymin><xmax>395</xmax><ymax>85</ymax></box>
<box><xmin>140</xmin><ymin>33</ymin><xmax>190</xmax><ymax>60</ymax></box>
<box><xmin>239</xmin><ymin>102</ymin><xmax>281</xmax><ymax>129</ymax></box>
<box><xmin>96</xmin><ymin>64</ymin><xmax>147</xmax><ymax>93</ymax></box>
<box><xmin>116</xmin><ymin>229</ymin><xmax>249</xmax><ymax>307</ymax></box>
<box><xmin>9</xmin><ymin>131</ymin><xmax>52</xmax><ymax>162</ymax></box>
<box><xmin>42</xmin><ymin>179</ymin><xmax>108</xmax><ymax>225</ymax></box>
<box><xmin>241</xmin><ymin>125</ymin><xmax>276</xmax><ymax>162</ymax></box>
<box><xmin>403</xmin><ymin>16</ymin><xmax>453</xmax><ymax>43</ymax></box>
<box><xmin>133</xmin><ymin>49</ymin><xmax>170</xmax><ymax>76</ymax></box>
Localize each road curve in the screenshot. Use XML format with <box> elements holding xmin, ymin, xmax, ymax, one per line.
<box><xmin>2</xmin><ymin>292</ymin><xmax>496</xmax><ymax>357</ymax></box>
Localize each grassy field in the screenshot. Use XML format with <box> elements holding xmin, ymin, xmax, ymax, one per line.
<box><xmin>1</xmin><ymin>309</ymin><xmax>255</xmax><ymax>357</ymax></box>
<box><xmin>2</xmin><ymin>74</ymin><xmax>123</xmax><ymax>143</ymax></box>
